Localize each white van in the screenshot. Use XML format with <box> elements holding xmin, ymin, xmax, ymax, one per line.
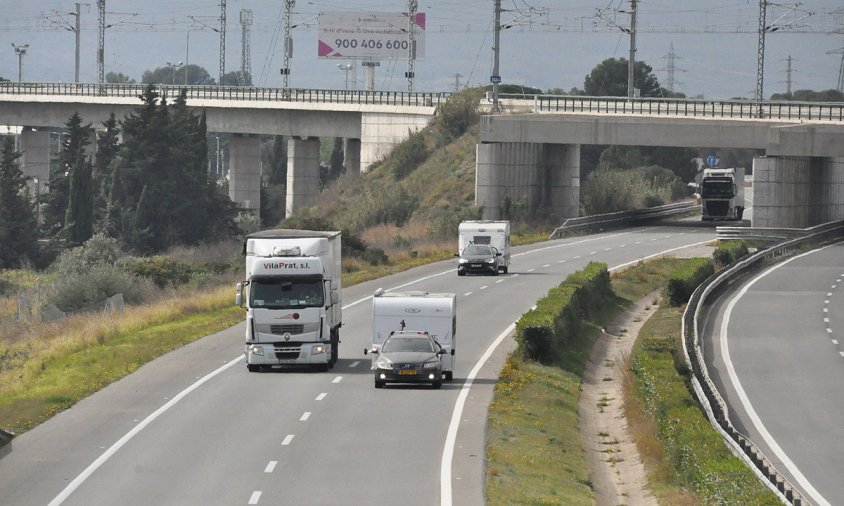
<box><xmin>458</xmin><ymin>220</ymin><xmax>511</xmax><ymax>274</ymax></box>
<box><xmin>370</xmin><ymin>290</ymin><xmax>457</xmax><ymax>380</ymax></box>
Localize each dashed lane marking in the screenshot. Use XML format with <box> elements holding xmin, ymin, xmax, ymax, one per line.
<box><xmin>264</xmin><ymin>461</ymin><xmax>277</xmax><ymax>473</ymax></box>
<box><xmin>248</xmin><ymin>491</ymin><xmax>262</xmax><ymax>505</ymax></box>
<box><xmin>316</xmin><ymin>393</ymin><xmax>327</xmax><ymax>401</ymax></box>
<box><xmin>300</xmin><ymin>412</ymin><xmax>311</xmax><ymax>422</ymax></box>
<box><xmin>281</xmin><ymin>435</ymin><xmax>294</xmax><ymax>446</ymax></box>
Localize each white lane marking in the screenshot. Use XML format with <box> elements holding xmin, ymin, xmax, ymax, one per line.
<box><xmin>573</xmin><ymin>255</ymin><xmax>581</xmax><ymax>259</ymax></box>
<box><xmin>332</xmin><ymin>376</ymin><xmax>343</xmax><ymax>383</ymax></box>
<box><xmin>589</xmin><ymin>251</ymin><xmax>597</xmax><ymax>255</ymax></box>
<box><xmin>840</xmin><ymin>352</ymin><xmax>844</xmax><ymax>357</ymax></box>
<box><xmin>833</xmin><ymin>340</ymin><xmax>839</xmax><ymax>345</ymax></box>
<box><xmin>316</xmin><ymin>393</ymin><xmax>327</xmax><ymax>401</ymax></box>
<box><xmin>264</xmin><ymin>461</ymin><xmax>277</xmax><ymax>473</ymax></box>
<box><xmin>828</xmin><ymin>329</ymin><xmax>834</xmax><ymax>334</ymax></box>
<box><xmin>48</xmin><ymin>355</ymin><xmax>245</xmax><ymax>506</ymax></box>
<box><xmin>720</xmin><ymin>245</ymin><xmax>833</xmax><ymax>506</ymax></box>
<box><xmin>480</xmin><ymin>286</ymin><xmax>488</xmax><ymax>290</ymax></box>
<box><xmin>463</xmin><ymin>292</ymin><xmax>473</xmax><ymax>296</ymax></box>
<box><xmin>619</xmin><ymin>244</ymin><xmax>627</xmax><ymax>248</ymax></box>
<box><xmin>248</xmin><ymin>491</ymin><xmax>262</xmax><ymax>504</ymax></box>
<box><xmin>833</xmin><ymin>285</ymin><xmax>838</xmax><ymax>289</ymax></box>
<box><xmin>528</xmin><ymin>268</ymin><xmax>536</xmax><ymax>272</ymax></box>
<box><xmin>635</xmin><ymin>241</ymin><xmax>643</xmax><ymax>244</ymax></box>
<box><xmin>825</xmin><ymin>318</ymin><xmax>830</xmax><ymax>323</ymax></box>
<box><xmin>281</xmin><ymin>435</ymin><xmax>295</xmax><ymax>446</ymax></box>
<box><xmin>441</xmin><ymin>240</ymin><xmax>716</xmax><ymax>506</ymax></box>
<box><xmin>828</xmin><ymin>293</ymin><xmax>833</xmax><ymax>297</ymax></box>
<box><xmin>512</xmin><ymin>274</ymin><xmax>519</xmax><ymax>278</ymax></box>
<box><xmin>604</xmin><ymin>248</ymin><xmax>612</xmax><ymax>251</ymax></box>
<box><xmin>496</xmin><ymin>279</ymin><xmax>503</xmax><ymax>284</ymax></box>
<box><xmin>349</xmin><ymin>361</ymin><xmax>360</xmax><ymax>368</ymax></box>
<box><xmin>824</xmin><ymin>308</ymin><xmax>829</xmax><ymax>313</ymax></box>
<box><xmin>557</xmin><ymin>260</ymin><xmax>566</xmax><ymax>263</ymax></box>
<box><xmin>542</xmin><ymin>264</ymin><xmax>550</xmax><ymax>268</ymax></box>
<box><xmin>825</xmin><ymin>300</ymin><xmax>830</xmax><ymax>304</ymax></box>
<box><xmin>300</xmin><ymin>412</ymin><xmax>311</xmax><ymax>422</ymax></box>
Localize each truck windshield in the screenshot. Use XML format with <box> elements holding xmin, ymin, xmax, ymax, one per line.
<box><xmin>701</xmin><ymin>180</ymin><xmax>736</xmax><ymax>198</ymax></box>
<box><xmin>250</xmin><ymin>279</ymin><xmax>324</xmax><ymax>309</ymax></box>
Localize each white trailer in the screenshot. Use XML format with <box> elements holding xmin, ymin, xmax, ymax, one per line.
<box><xmin>236</xmin><ymin>229</ymin><xmax>342</xmax><ymax>372</ymax></box>
<box><xmin>370</xmin><ymin>290</ymin><xmax>457</xmax><ymax>380</ymax></box>
<box><xmin>458</xmin><ymin>220</ymin><xmax>510</xmax><ymax>273</ymax></box>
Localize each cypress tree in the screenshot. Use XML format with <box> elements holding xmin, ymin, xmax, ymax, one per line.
<box><xmin>0</xmin><ymin>137</ymin><xmax>39</xmax><ymax>267</ymax></box>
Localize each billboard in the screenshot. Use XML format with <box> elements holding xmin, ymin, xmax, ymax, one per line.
<box><xmin>318</xmin><ymin>11</ymin><xmax>426</xmax><ymax>60</ymax></box>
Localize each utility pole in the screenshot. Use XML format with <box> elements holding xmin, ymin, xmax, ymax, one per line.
<box><xmin>240</xmin><ymin>9</ymin><xmax>252</xmax><ymax>85</ymax></box>
<box><xmin>281</xmin><ymin>0</ymin><xmax>294</xmax><ymax>90</ymax></box>
<box><xmin>406</xmin><ymin>0</ymin><xmax>418</xmax><ymax>92</ymax></box>
<box><xmin>12</xmin><ymin>43</ymin><xmax>29</xmax><ymax>82</ymax></box>
<box><xmin>491</xmin><ymin>0</ymin><xmax>501</xmax><ymax>112</ymax></box>
<box><xmin>784</xmin><ymin>55</ymin><xmax>794</xmax><ymax>95</ymax></box>
<box><xmin>756</xmin><ymin>1</ymin><xmax>767</xmax><ymax>101</ymax></box>
<box><xmin>660</xmin><ymin>42</ymin><xmax>685</xmax><ymax>95</ymax></box>
<box><xmin>454</xmin><ymin>73</ymin><xmax>463</xmax><ymax>92</ymax></box>
<box><xmin>362</xmin><ymin>60</ymin><xmax>379</xmax><ymax>91</ymax></box>
<box><xmin>219</xmin><ymin>0</ymin><xmax>226</xmax><ymax>86</ymax></box>
<box><xmin>627</xmin><ymin>0</ymin><xmax>638</xmax><ymax>98</ymax></box>
<box><xmin>97</xmin><ymin>0</ymin><xmax>105</xmax><ymax>84</ymax></box>
<box><xmin>73</xmin><ymin>3</ymin><xmax>82</xmax><ymax>83</ymax></box>
<box><xmin>827</xmin><ymin>38</ymin><xmax>844</xmax><ymax>92</ymax></box>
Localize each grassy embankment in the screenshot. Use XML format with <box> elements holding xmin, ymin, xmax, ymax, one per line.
<box><xmin>485</xmin><ymin>257</ymin><xmax>780</xmax><ymax>505</ymax></box>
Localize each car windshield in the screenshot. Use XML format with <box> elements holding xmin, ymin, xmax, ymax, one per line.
<box><xmin>250</xmin><ymin>279</ymin><xmax>323</xmax><ymax>309</ymax></box>
<box><xmin>463</xmin><ymin>244</ymin><xmax>494</xmax><ymax>256</ymax></box>
<box><xmin>381</xmin><ymin>336</ymin><xmax>436</xmax><ymax>353</ymax></box>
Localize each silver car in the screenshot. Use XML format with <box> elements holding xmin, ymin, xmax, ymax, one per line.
<box><xmin>367</xmin><ymin>331</ymin><xmax>446</xmax><ymax>389</ymax></box>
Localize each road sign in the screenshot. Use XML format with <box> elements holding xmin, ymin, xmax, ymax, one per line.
<box><xmin>490</xmin><ymin>75</ymin><xmax>501</xmax><ymax>84</ymax></box>
<box><xmin>706</xmin><ymin>155</ymin><xmax>718</xmax><ymax>166</ymax></box>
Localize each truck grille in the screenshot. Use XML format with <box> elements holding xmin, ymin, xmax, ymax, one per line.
<box><xmin>270</xmin><ymin>324</ymin><xmax>304</xmax><ymax>335</ymax></box>
<box><xmin>273</xmin><ymin>341</ymin><xmax>303</xmax><ymax>360</ymax></box>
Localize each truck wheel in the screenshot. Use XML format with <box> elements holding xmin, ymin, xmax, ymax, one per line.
<box><xmin>316</xmin><ymin>363</ymin><xmax>330</xmax><ymax>372</ymax></box>
<box><xmin>444</xmin><ymin>371</ymin><xmax>453</xmax><ymax>381</ymax></box>
<box><xmin>432</xmin><ymin>380</ymin><xmax>442</xmax><ymax>389</ymax></box>
<box><xmin>247</xmin><ymin>364</ymin><xmax>261</xmax><ymax>373</ymax></box>
<box><xmin>330</xmin><ymin>329</ymin><xmax>339</xmax><ymax>367</ymax></box>
<box><xmin>737</xmin><ymin>207</ymin><xmax>745</xmax><ymax>220</ymax></box>
<box><xmin>375</xmin><ymin>379</ymin><xmax>384</xmax><ymax>389</ymax></box>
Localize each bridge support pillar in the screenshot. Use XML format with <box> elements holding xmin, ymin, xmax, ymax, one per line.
<box><xmin>344</xmin><ymin>138</ymin><xmax>361</xmax><ymax>175</ymax></box>
<box><xmin>476</xmin><ymin>142</ymin><xmax>580</xmax><ymax>220</ymax></box>
<box><xmin>286</xmin><ymin>136</ymin><xmax>321</xmax><ymax>217</ymax></box>
<box><xmin>752</xmin><ymin>156</ymin><xmax>844</xmax><ymax>227</ymax></box>
<box><xmin>229</xmin><ymin>134</ymin><xmax>262</xmax><ymax>212</ymax></box>
<box><xmin>19</xmin><ymin>128</ymin><xmax>51</xmax><ymax>194</ymax></box>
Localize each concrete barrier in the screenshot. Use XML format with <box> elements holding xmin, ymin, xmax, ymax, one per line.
<box><xmin>0</xmin><ymin>428</ymin><xmax>14</xmax><ymax>457</ymax></box>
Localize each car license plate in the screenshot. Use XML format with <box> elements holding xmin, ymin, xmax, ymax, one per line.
<box><xmin>471</xmin><ymin>264</ymin><xmax>481</xmax><ymax>267</ymax></box>
<box><xmin>399</xmin><ymin>369</ymin><xmax>417</xmax><ymax>375</ymax></box>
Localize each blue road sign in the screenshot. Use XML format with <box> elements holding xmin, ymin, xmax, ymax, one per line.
<box><xmin>706</xmin><ymin>155</ymin><xmax>718</xmax><ymax>166</ymax></box>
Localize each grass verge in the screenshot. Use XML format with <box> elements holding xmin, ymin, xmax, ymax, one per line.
<box><xmin>486</xmin><ymin>256</ymin><xmax>780</xmax><ymax>505</ymax></box>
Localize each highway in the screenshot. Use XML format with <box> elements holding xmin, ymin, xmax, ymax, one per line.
<box><xmin>0</xmin><ymin>223</ymin><xmax>715</xmax><ymax>506</ymax></box>
<box><xmin>701</xmin><ymin>241</ymin><xmax>844</xmax><ymax>505</ymax></box>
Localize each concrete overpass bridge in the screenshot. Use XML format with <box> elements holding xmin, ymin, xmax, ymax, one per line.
<box><xmin>477</xmin><ymin>95</ymin><xmax>844</xmax><ymax>228</ymax></box>
<box><xmin>0</xmin><ymin>82</ymin><xmax>448</xmax><ymax>216</ymax></box>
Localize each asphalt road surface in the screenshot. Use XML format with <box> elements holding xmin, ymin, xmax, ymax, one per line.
<box><xmin>702</xmin><ymin>241</ymin><xmax>844</xmax><ymax>506</ymax></box>
<box><xmin>0</xmin><ymin>222</ymin><xmax>715</xmax><ymax>506</ymax></box>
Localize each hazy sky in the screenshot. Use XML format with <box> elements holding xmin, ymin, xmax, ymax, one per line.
<box><xmin>1</xmin><ymin>1</ymin><xmax>842</xmax><ymax>99</ymax></box>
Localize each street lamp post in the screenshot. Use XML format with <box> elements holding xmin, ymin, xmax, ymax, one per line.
<box><xmin>166</xmin><ymin>61</ymin><xmax>184</xmax><ymax>85</ymax></box>
<box><xmin>12</xmin><ymin>43</ymin><xmax>29</xmax><ymax>82</ymax></box>
<box><xmin>337</xmin><ymin>63</ymin><xmax>352</xmax><ymax>90</ymax></box>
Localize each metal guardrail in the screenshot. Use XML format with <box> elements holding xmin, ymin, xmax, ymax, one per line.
<box><xmin>717</xmin><ymin>226</ymin><xmax>809</xmax><ymax>242</ymax></box>
<box><xmin>498</xmin><ymin>93</ymin><xmax>844</xmax><ymax>122</ymax></box>
<box><xmin>548</xmin><ymin>201</ymin><xmax>700</xmax><ymax>239</ymax></box>
<box><xmin>0</xmin><ymin>428</ymin><xmax>13</xmax><ymax>450</ymax></box>
<box><xmin>0</xmin><ymin>82</ymin><xmax>451</xmax><ymax>107</ymax></box>
<box><xmin>682</xmin><ymin>219</ymin><xmax>844</xmax><ymax>506</ymax></box>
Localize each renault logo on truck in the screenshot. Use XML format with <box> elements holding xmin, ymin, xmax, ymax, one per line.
<box><xmin>405</xmin><ymin>308</ymin><xmax>421</xmax><ymax>313</ymax></box>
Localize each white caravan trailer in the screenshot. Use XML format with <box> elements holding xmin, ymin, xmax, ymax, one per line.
<box><xmin>370</xmin><ymin>290</ymin><xmax>457</xmax><ymax>380</ymax></box>
<box><xmin>458</xmin><ymin>220</ymin><xmax>510</xmax><ymax>273</ymax></box>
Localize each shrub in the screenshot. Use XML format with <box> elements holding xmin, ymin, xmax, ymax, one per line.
<box><xmin>713</xmin><ymin>240</ymin><xmax>749</xmax><ymax>269</ymax></box>
<box><xmin>51</xmin><ymin>233</ymin><xmax>123</xmax><ymax>275</ymax></box>
<box><xmin>425</xmin><ymin>206</ymin><xmax>483</xmax><ymax>239</ymax></box>
<box><xmin>391</xmin><ymin>129</ymin><xmax>428</xmax><ymax>180</ymax></box>
<box><xmin>129</xmin><ymin>256</ymin><xmax>194</xmax><ymax>288</ymax></box>
<box><xmin>50</xmin><ymin>264</ymin><xmax>155</xmax><ymax>312</ymax></box>
<box><xmin>664</xmin><ymin>258</ymin><xmax>714</xmax><ymax>306</ymax></box>
<box><xmin>434</xmin><ymin>87</ymin><xmax>483</xmax><ymax>144</ymax></box>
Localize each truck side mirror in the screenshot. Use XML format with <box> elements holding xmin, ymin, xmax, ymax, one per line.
<box><xmin>451</xmin><ymin>349</ymin><xmax>455</xmax><ymax>355</ymax></box>
<box><xmin>331</xmin><ymin>290</ymin><xmax>339</xmax><ymax>305</ymax></box>
<box><xmin>235</xmin><ymin>282</ymin><xmax>243</xmax><ymax>307</ymax></box>
<box><xmin>363</xmin><ymin>348</ymin><xmax>368</xmax><ymax>355</ymax></box>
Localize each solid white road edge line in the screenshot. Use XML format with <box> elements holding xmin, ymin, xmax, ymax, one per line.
<box><xmin>721</xmin><ymin>245</ymin><xmax>832</xmax><ymax>506</ymax></box>
<box><xmin>48</xmin><ymin>355</ymin><xmax>245</xmax><ymax>506</ymax></box>
<box><xmin>440</xmin><ymin>238</ymin><xmax>713</xmax><ymax>506</ymax></box>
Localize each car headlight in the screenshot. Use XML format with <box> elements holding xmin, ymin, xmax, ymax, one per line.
<box><xmin>249</xmin><ymin>345</ymin><xmax>264</xmax><ymax>356</ymax></box>
<box><xmin>458</xmin><ymin>258</ymin><xmax>468</xmax><ymax>264</ymax></box>
<box><xmin>423</xmin><ymin>359</ymin><xmax>440</xmax><ymax>369</ymax></box>
<box><xmin>376</xmin><ymin>357</ymin><xmax>393</xmax><ymax>369</ymax></box>
<box><xmin>312</xmin><ymin>345</ymin><xmax>326</xmax><ymax>355</ymax></box>
<box><xmin>486</xmin><ymin>258</ymin><xmax>495</xmax><ymax>263</ymax></box>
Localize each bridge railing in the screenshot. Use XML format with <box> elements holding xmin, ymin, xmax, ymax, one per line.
<box><xmin>498</xmin><ymin>93</ymin><xmax>844</xmax><ymax>122</ymax></box>
<box><xmin>0</xmin><ymin>82</ymin><xmax>450</xmax><ymax>107</ymax></box>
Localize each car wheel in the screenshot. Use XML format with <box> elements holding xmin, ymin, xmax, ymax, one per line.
<box><xmin>432</xmin><ymin>380</ymin><xmax>442</xmax><ymax>389</ymax></box>
<box><xmin>375</xmin><ymin>379</ymin><xmax>384</xmax><ymax>389</ymax></box>
<box><xmin>444</xmin><ymin>371</ymin><xmax>453</xmax><ymax>381</ymax></box>
<box><xmin>457</xmin><ymin>270</ymin><xmax>465</xmax><ymax>276</ymax></box>
<box><xmin>247</xmin><ymin>364</ymin><xmax>261</xmax><ymax>372</ymax></box>
<box><xmin>502</xmin><ymin>266</ymin><xmax>508</xmax><ymax>274</ymax></box>
<box><xmin>493</xmin><ymin>268</ymin><xmax>499</xmax><ymax>276</ymax></box>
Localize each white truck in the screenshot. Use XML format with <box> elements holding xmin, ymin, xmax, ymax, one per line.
<box><xmin>700</xmin><ymin>167</ymin><xmax>745</xmax><ymax>221</ymax></box>
<box><xmin>369</xmin><ymin>290</ymin><xmax>457</xmax><ymax>380</ymax></box>
<box><xmin>236</xmin><ymin>229</ymin><xmax>342</xmax><ymax>372</ymax></box>
<box><xmin>458</xmin><ymin>220</ymin><xmax>511</xmax><ymax>274</ymax></box>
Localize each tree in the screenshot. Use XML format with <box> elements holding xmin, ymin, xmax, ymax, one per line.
<box><xmin>220</xmin><ymin>70</ymin><xmax>252</xmax><ymax>86</ymax></box>
<box><xmin>0</xmin><ymin>136</ymin><xmax>38</xmax><ymax>267</ymax></box>
<box><xmin>583</xmin><ymin>57</ymin><xmax>664</xmax><ymax>97</ymax></box>
<box><xmin>42</xmin><ymin>113</ymin><xmax>94</xmax><ymax>238</ymax></box>
<box><xmin>105</xmin><ymin>72</ymin><xmax>135</xmax><ymax>84</ymax></box>
<box><xmin>261</xmin><ymin>135</ymin><xmax>287</xmax><ymax>227</ymax></box>
<box><xmin>142</xmin><ymin>65</ymin><xmax>215</xmax><ymax>86</ymax></box>
<box><xmin>93</xmin><ymin>113</ymin><xmax>120</xmax><ymax>234</ymax></box>
<box><xmin>770</xmin><ymin>89</ymin><xmax>843</xmax><ymax>102</ymax></box>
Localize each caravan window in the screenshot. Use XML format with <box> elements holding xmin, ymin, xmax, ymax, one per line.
<box><xmin>473</xmin><ymin>235</ymin><xmax>491</xmax><ymax>245</ymax></box>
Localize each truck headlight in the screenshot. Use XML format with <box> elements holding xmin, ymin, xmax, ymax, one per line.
<box><xmin>376</xmin><ymin>357</ymin><xmax>393</xmax><ymax>369</ymax></box>
<box><xmin>249</xmin><ymin>345</ymin><xmax>264</xmax><ymax>356</ymax></box>
<box><xmin>312</xmin><ymin>345</ymin><xmax>326</xmax><ymax>355</ymax></box>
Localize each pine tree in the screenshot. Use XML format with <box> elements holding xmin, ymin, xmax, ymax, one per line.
<box><xmin>0</xmin><ymin>137</ymin><xmax>39</xmax><ymax>268</ymax></box>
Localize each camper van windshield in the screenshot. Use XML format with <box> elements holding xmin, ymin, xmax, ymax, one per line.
<box><xmin>250</xmin><ymin>279</ymin><xmax>324</xmax><ymax>309</ymax></box>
